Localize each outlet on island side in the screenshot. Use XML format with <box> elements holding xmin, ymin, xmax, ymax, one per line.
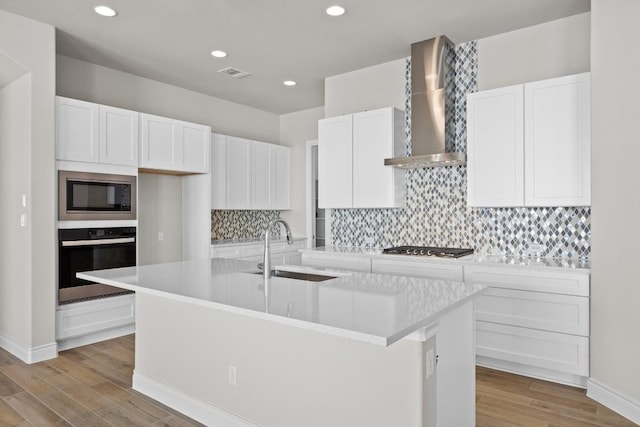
<box><xmin>426</xmin><ymin>349</ymin><xmax>435</xmax><ymax>379</ymax></box>
<box><xmin>157</xmin><ymin>232</ymin><xmax>164</xmax><ymax>242</ymax></box>
<box><xmin>228</xmin><ymin>365</ymin><xmax>237</xmax><ymax>385</ymax></box>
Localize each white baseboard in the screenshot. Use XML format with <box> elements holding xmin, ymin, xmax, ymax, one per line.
<box><xmin>587</xmin><ymin>378</ymin><xmax>640</xmax><ymax>425</ymax></box>
<box><xmin>0</xmin><ymin>332</ymin><xmax>58</xmax><ymax>364</ymax></box>
<box><xmin>133</xmin><ymin>371</ymin><xmax>257</xmax><ymax>427</ymax></box>
<box><xmin>57</xmin><ymin>324</ymin><xmax>135</xmax><ymax>351</ymax></box>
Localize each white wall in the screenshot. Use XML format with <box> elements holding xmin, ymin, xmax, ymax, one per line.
<box><xmin>0</xmin><ymin>74</ymin><xmax>32</xmax><ymax>348</ymax></box>
<box><xmin>324</xmin><ymin>58</ymin><xmax>406</xmax><ymax>118</ymax></box>
<box><xmin>590</xmin><ymin>0</ymin><xmax>640</xmax><ymax>421</ymax></box>
<box><xmin>137</xmin><ymin>174</ymin><xmax>183</xmax><ymax>265</ymax></box>
<box><xmin>279</xmin><ymin>107</ymin><xmax>325</xmax><ymax>236</ymax></box>
<box><xmin>477</xmin><ymin>13</ymin><xmax>590</xmax><ymax>90</ymax></box>
<box><xmin>0</xmin><ymin>10</ymin><xmax>56</xmax><ymax>360</ymax></box>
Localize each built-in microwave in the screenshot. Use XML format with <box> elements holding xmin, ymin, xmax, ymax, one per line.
<box><xmin>58</xmin><ymin>171</ymin><xmax>137</xmax><ymax>221</ymax></box>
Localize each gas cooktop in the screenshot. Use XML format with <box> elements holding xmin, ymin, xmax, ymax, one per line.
<box><xmin>382</xmin><ymin>246</ymin><xmax>474</xmax><ymax>258</ymax></box>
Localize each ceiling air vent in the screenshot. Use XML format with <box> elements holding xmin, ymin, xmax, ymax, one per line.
<box><xmin>217</xmin><ymin>67</ymin><xmax>251</xmax><ymax>79</ymax></box>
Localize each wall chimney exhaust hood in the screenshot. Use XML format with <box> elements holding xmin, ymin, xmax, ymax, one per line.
<box><xmin>384</xmin><ymin>36</ymin><xmax>466</xmax><ymax>168</ymax></box>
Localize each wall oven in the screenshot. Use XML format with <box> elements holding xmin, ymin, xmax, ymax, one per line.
<box><xmin>58</xmin><ymin>171</ymin><xmax>136</xmax><ymax>221</ymax></box>
<box><xmin>58</xmin><ymin>227</ymin><xmax>136</xmax><ymax>305</ymax></box>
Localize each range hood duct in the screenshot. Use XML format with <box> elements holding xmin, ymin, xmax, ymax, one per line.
<box><xmin>385</xmin><ymin>36</ymin><xmax>466</xmax><ymax>168</ymax></box>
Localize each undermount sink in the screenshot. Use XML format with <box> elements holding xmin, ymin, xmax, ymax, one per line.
<box><xmin>250</xmin><ymin>269</ymin><xmax>337</xmax><ymax>282</ymax></box>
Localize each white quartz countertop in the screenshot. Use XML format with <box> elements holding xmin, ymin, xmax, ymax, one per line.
<box><xmin>211</xmin><ymin>236</ymin><xmax>306</xmax><ymax>247</ymax></box>
<box><xmin>301</xmin><ymin>246</ymin><xmax>590</xmax><ymax>273</ymax></box>
<box><xmin>78</xmin><ymin>259</ymin><xmax>486</xmax><ymax>347</ymax></box>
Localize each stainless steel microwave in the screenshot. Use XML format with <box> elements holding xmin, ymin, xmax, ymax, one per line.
<box><xmin>58</xmin><ymin>171</ymin><xmax>137</xmax><ymax>221</ymax></box>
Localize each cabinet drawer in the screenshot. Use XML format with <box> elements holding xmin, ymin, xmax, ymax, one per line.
<box><xmin>371</xmin><ymin>258</ymin><xmax>463</xmax><ymax>281</ymax></box>
<box><xmin>210</xmin><ymin>246</ymin><xmax>242</xmax><ymax>259</ymax></box>
<box><xmin>476</xmin><ymin>288</ymin><xmax>589</xmax><ymax>335</ymax></box>
<box><xmin>56</xmin><ymin>295</ymin><xmax>135</xmax><ymax>339</ymax></box>
<box><xmin>243</xmin><ymin>244</ymin><xmax>264</xmax><ymax>256</ymax></box>
<box><xmin>464</xmin><ymin>265</ymin><xmax>589</xmax><ymax>296</ymax></box>
<box><xmin>301</xmin><ymin>252</ymin><xmax>371</xmax><ymax>272</ymax></box>
<box><xmin>476</xmin><ymin>321</ymin><xmax>589</xmax><ymax>376</ymax></box>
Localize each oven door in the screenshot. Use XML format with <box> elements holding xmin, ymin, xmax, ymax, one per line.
<box><xmin>58</xmin><ymin>233</ymin><xmax>136</xmax><ymax>304</ymax></box>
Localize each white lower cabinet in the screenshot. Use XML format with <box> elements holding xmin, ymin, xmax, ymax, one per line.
<box><xmin>465</xmin><ymin>264</ymin><xmax>590</xmax><ymax>387</ymax></box>
<box><xmin>476</xmin><ymin>321</ymin><xmax>589</xmax><ymax>377</ymax></box>
<box><xmin>56</xmin><ymin>295</ymin><xmax>135</xmax><ymax>350</ymax></box>
<box><xmin>371</xmin><ymin>258</ymin><xmax>463</xmax><ymax>281</ymax></box>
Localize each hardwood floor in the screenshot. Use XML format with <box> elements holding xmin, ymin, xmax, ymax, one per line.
<box><xmin>477</xmin><ymin>367</ymin><xmax>638</xmax><ymax>427</ymax></box>
<box><xmin>0</xmin><ymin>336</ymin><xmax>637</xmax><ymax>426</ymax></box>
<box><xmin>0</xmin><ymin>335</ymin><xmax>203</xmax><ymax>426</ymax></box>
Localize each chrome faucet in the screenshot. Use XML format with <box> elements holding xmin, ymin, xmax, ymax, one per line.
<box><xmin>262</xmin><ymin>219</ymin><xmax>293</xmax><ymax>279</ymax></box>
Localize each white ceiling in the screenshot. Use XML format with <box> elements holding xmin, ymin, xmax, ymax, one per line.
<box><xmin>0</xmin><ymin>0</ymin><xmax>590</xmax><ymax>114</ymax></box>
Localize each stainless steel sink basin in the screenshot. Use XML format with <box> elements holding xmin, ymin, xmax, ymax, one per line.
<box><xmin>250</xmin><ymin>269</ymin><xmax>337</xmax><ymax>282</ymax></box>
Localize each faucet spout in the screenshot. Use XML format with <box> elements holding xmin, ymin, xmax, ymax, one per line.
<box><xmin>263</xmin><ymin>219</ymin><xmax>293</xmax><ymax>279</ymax></box>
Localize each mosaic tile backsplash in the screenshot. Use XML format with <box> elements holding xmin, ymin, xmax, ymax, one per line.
<box><xmin>211</xmin><ymin>210</ymin><xmax>281</xmax><ymax>240</ymax></box>
<box><xmin>331</xmin><ymin>41</ymin><xmax>591</xmax><ymax>259</ymax></box>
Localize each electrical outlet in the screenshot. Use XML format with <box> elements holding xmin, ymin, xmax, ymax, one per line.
<box><xmin>426</xmin><ymin>349</ymin><xmax>435</xmax><ymax>379</ymax></box>
<box><xmin>364</xmin><ymin>237</ymin><xmax>375</xmax><ymax>247</ymax></box>
<box><xmin>158</xmin><ymin>232</ymin><xmax>164</xmax><ymax>242</ymax></box>
<box><xmin>228</xmin><ymin>365</ymin><xmax>237</xmax><ymax>385</ymax></box>
<box><xmin>20</xmin><ymin>214</ymin><xmax>26</xmax><ymax>227</ymax></box>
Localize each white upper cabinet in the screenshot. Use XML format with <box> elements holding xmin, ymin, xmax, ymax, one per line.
<box><xmin>524</xmin><ymin>73</ymin><xmax>591</xmax><ymax>206</ymax></box>
<box><xmin>318</xmin><ymin>107</ymin><xmax>404</xmax><ymax>209</ymax></box>
<box><xmin>57</xmin><ymin>97</ymin><xmax>139</xmax><ymax>167</ymax></box>
<box><xmin>466</xmin><ymin>73</ymin><xmax>591</xmax><ymax>207</ymax></box>
<box><xmin>251</xmin><ymin>141</ymin><xmax>272</xmax><ymax>209</ymax></box>
<box><xmin>318</xmin><ymin>114</ymin><xmax>353</xmax><ymax>209</ymax></box>
<box><xmin>57</xmin><ymin>97</ymin><xmax>100</xmax><ymax>163</ymax></box>
<box><xmin>271</xmin><ymin>144</ymin><xmax>292</xmax><ymax>210</ymax></box>
<box><xmin>210</xmin><ymin>133</ymin><xmax>227</xmax><ymax>209</ymax></box>
<box><xmin>467</xmin><ymin>85</ymin><xmax>524</xmax><ymax>207</ymax></box>
<box><xmin>99</xmin><ymin>105</ymin><xmax>139</xmax><ymax>166</ymax></box>
<box><xmin>352</xmin><ymin>108</ymin><xmax>405</xmax><ymax>208</ymax></box>
<box><xmin>180</xmin><ymin>121</ymin><xmax>211</xmax><ymax>174</ymax></box>
<box><xmin>226</xmin><ymin>136</ymin><xmax>253</xmax><ymax>209</ymax></box>
<box><xmin>211</xmin><ymin>134</ymin><xmax>292</xmax><ymax>210</ymax></box>
<box><xmin>140</xmin><ymin>113</ymin><xmax>210</xmax><ymax>174</ymax></box>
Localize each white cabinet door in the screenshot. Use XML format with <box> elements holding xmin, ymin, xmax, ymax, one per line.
<box><xmin>353</xmin><ymin>107</ymin><xmax>405</xmax><ymax>208</ymax></box>
<box><xmin>210</xmin><ymin>133</ymin><xmax>227</xmax><ymax>209</ymax></box>
<box><xmin>56</xmin><ymin>97</ymin><xmax>100</xmax><ymax>163</ymax></box>
<box><xmin>181</xmin><ymin>121</ymin><xmax>210</xmax><ymax>173</ymax></box>
<box><xmin>99</xmin><ymin>105</ymin><xmax>139</xmax><ymax>166</ymax></box>
<box><xmin>251</xmin><ymin>141</ymin><xmax>272</xmax><ymax>209</ymax></box>
<box><xmin>140</xmin><ymin>113</ymin><xmax>181</xmax><ymax>170</ymax></box>
<box><xmin>467</xmin><ymin>85</ymin><xmax>524</xmax><ymax>207</ymax></box>
<box><xmin>318</xmin><ymin>115</ymin><xmax>353</xmax><ymax>208</ymax></box>
<box><xmin>226</xmin><ymin>136</ymin><xmax>252</xmax><ymax>209</ymax></box>
<box><xmin>272</xmin><ymin>144</ymin><xmax>292</xmax><ymax>210</ymax></box>
<box><xmin>524</xmin><ymin>73</ymin><xmax>591</xmax><ymax>206</ymax></box>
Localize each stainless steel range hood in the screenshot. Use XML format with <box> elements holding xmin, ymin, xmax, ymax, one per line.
<box><xmin>385</xmin><ymin>36</ymin><xmax>466</xmax><ymax>168</ymax></box>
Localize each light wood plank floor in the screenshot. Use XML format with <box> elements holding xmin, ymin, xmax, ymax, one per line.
<box><xmin>0</xmin><ymin>335</ymin><xmax>637</xmax><ymax>426</ymax></box>
<box><xmin>477</xmin><ymin>367</ymin><xmax>638</xmax><ymax>426</ymax></box>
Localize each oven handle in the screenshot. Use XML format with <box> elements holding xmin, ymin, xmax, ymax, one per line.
<box><xmin>61</xmin><ymin>237</ymin><xmax>135</xmax><ymax>247</ymax></box>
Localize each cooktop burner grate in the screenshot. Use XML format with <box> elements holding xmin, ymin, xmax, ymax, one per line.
<box><xmin>382</xmin><ymin>246</ymin><xmax>474</xmax><ymax>258</ymax></box>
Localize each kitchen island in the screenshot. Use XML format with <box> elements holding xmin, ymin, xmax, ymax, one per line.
<box><xmin>79</xmin><ymin>258</ymin><xmax>486</xmax><ymax>427</ymax></box>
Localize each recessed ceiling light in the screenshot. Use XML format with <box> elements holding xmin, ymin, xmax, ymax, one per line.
<box><xmin>211</xmin><ymin>50</ymin><xmax>228</xmax><ymax>58</ymax></box>
<box><xmin>94</xmin><ymin>5</ymin><xmax>117</xmax><ymax>17</ymax></box>
<box><xmin>283</xmin><ymin>80</ymin><xmax>297</xmax><ymax>86</ymax></box>
<box><xmin>326</xmin><ymin>5</ymin><xmax>346</xmax><ymax>16</ymax></box>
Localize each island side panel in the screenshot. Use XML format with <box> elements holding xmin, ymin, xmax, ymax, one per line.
<box><xmin>133</xmin><ymin>292</ymin><xmax>435</xmax><ymax>427</ymax></box>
